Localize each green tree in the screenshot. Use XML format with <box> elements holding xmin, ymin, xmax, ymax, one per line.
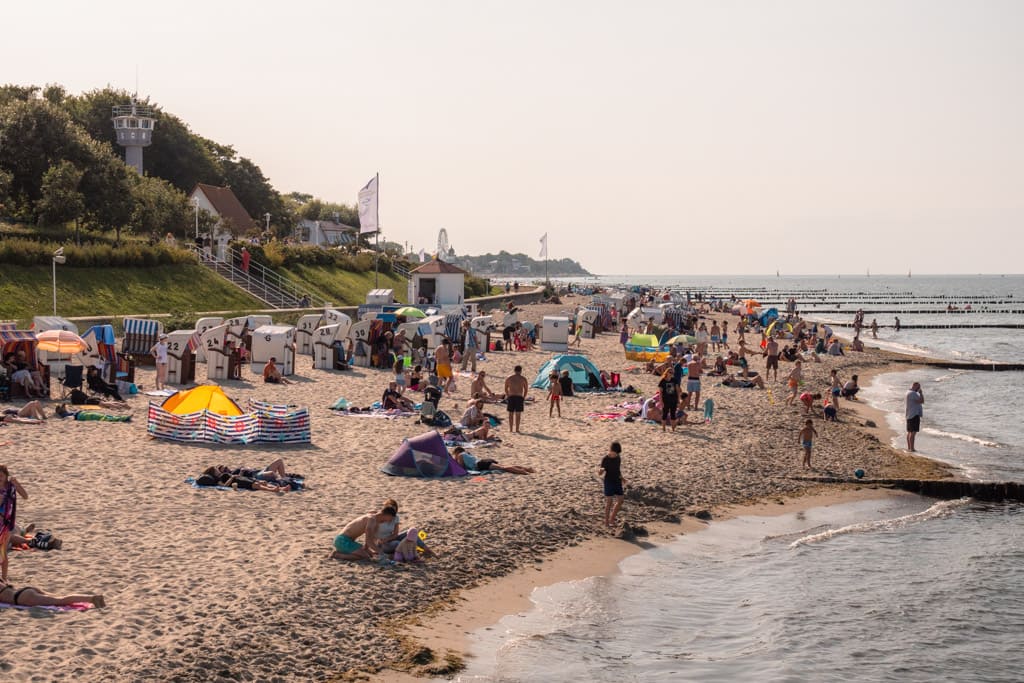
<box><xmin>37</xmin><ymin>160</ymin><xmax>85</xmax><ymax>233</ymax></box>
<box><xmin>0</xmin><ymin>84</ymin><xmax>39</xmax><ymax>106</ymax></box>
<box><xmin>220</xmin><ymin>155</ymin><xmax>283</xmax><ymax>225</ymax></box>
<box><xmin>130</xmin><ymin>174</ymin><xmax>190</xmax><ymax>238</ymax></box>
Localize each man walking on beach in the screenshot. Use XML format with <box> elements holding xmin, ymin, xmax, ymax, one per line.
<box><xmin>504</xmin><ymin>365</ymin><xmax>528</xmax><ymax>433</ymax></box>
<box><xmin>906</xmin><ymin>381</ymin><xmax>924</xmax><ymax>452</ymax></box>
<box><xmin>764</xmin><ymin>337</ymin><xmax>780</xmax><ymax>382</ymax></box>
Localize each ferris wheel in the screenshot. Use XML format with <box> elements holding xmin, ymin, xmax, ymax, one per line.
<box><xmin>437</xmin><ymin>228</ymin><xmax>450</xmax><ymax>257</ymax></box>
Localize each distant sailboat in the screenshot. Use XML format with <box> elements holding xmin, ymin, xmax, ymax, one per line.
<box><xmin>908</xmin><ymin>268</ymin><xmax>912</xmax><ymax>278</ymax></box>
<box><xmin>867</xmin><ymin>268</ymin><xmax>871</xmax><ymax>278</ymax></box>
<box><xmin>776</xmin><ymin>269</ymin><xmax>780</xmax><ymax>278</ymax></box>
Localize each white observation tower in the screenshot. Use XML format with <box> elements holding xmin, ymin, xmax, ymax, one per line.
<box><xmin>111</xmin><ymin>99</ymin><xmax>156</xmax><ymax>175</ymax></box>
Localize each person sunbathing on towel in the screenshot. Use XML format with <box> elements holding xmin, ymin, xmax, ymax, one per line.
<box><xmin>196</xmin><ymin>466</ymin><xmax>289</xmax><ymax>492</ymax></box>
<box><xmin>53</xmin><ymin>404</ymin><xmax>132</xmax><ymax>422</ymax></box>
<box><xmin>330</xmin><ymin>504</ymin><xmax>397</xmax><ymax>560</ymax></box>
<box><xmin>262</xmin><ymin>357</ymin><xmax>294</xmax><ymax>385</ymax></box>
<box><xmin>452</xmin><ymin>446</ymin><xmax>534</xmax><ymax>475</ymax></box>
<box><xmin>0</xmin><ymin>580</ymin><xmax>104</xmax><ymax>608</ymax></box>
<box><xmin>2</xmin><ymin>401</ymin><xmax>47</xmax><ymax>423</ymax></box>
<box><xmin>722</xmin><ymin>374</ymin><xmax>765</xmax><ymax>389</ymax></box>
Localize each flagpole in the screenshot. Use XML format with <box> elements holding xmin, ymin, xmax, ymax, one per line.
<box><xmin>374</xmin><ymin>172</ymin><xmax>380</xmax><ymax>288</ymax></box>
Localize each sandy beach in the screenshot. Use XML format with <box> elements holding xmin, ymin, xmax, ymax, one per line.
<box><xmin>0</xmin><ymin>295</ymin><xmax>950</xmax><ymax>681</ymax></box>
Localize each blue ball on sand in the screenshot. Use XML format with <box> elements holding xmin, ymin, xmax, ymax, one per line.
<box><xmin>854</xmin><ymin>469</ymin><xmax>865</xmax><ymax>479</ymax></box>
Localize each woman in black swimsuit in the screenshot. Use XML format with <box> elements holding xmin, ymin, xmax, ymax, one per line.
<box><xmin>0</xmin><ymin>581</ymin><xmax>105</xmax><ymax>608</ymax></box>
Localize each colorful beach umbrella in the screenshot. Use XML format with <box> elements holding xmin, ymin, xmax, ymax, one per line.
<box><xmin>666</xmin><ymin>334</ymin><xmax>697</xmax><ymax>346</ymax></box>
<box><xmin>35</xmin><ymin>329</ymin><xmax>88</xmax><ymax>355</ymax></box>
<box><xmin>395</xmin><ymin>306</ymin><xmax>426</xmax><ymax>319</ymax></box>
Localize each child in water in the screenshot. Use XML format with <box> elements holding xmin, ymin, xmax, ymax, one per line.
<box><xmin>799</xmin><ymin>419</ymin><xmax>819</xmax><ymax>469</ymax></box>
<box><xmin>598</xmin><ymin>441</ymin><xmax>625</xmax><ymax>527</ymax></box>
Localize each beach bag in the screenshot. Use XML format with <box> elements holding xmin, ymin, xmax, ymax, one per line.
<box><xmin>432</xmin><ymin>410</ymin><xmax>452</xmax><ymax>428</ymax></box>
<box><xmin>419</xmin><ymin>401</ymin><xmax>437</xmax><ymax>424</ymax></box>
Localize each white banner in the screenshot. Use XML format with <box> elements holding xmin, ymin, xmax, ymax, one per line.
<box><xmin>418</xmin><ymin>249</ymin><xmax>427</xmax><ymax>262</ymax></box>
<box><xmin>358</xmin><ymin>174</ymin><xmax>379</xmax><ymax>234</ymax></box>
<box><xmin>539</xmin><ymin>233</ymin><xmax>548</xmax><ymax>259</ymax></box>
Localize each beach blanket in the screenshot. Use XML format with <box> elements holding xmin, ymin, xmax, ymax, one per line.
<box><xmin>0</xmin><ymin>602</ymin><xmax>92</xmax><ymax>612</ymax></box>
<box><xmin>585</xmin><ymin>410</ymin><xmax>634</xmax><ymax>422</ymax></box>
<box><xmin>442</xmin><ymin>436</ymin><xmax>501</xmax><ymax>449</ymax></box>
<box><xmin>330</xmin><ymin>408</ymin><xmax>416</xmax><ymax>419</ymax></box>
<box><xmin>145</xmin><ymin>389</ymin><xmax>177</xmax><ymax>397</ymax></box>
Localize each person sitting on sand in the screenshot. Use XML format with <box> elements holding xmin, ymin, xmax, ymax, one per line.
<box><xmin>330</xmin><ymin>504</ymin><xmax>397</xmax><ymax>561</ymax></box>
<box><xmin>262</xmin><ymin>357</ymin><xmax>294</xmax><ymax>384</ymax></box>
<box><xmin>828</xmin><ymin>338</ymin><xmax>844</xmax><ymax>356</ymax></box>
<box><xmin>376</xmin><ymin>499</ymin><xmax>437</xmax><ymax>560</ymax></box>
<box><xmin>86</xmin><ymin>367</ymin><xmax>124</xmax><ymax>401</ymax></box>
<box><xmin>3</xmin><ymin>352</ymin><xmax>46</xmax><ymax>398</ymax></box>
<box><xmin>408</xmin><ymin>365</ymin><xmax>424</xmax><ymax>391</ymax></box>
<box><xmin>452</xmin><ymin>446</ymin><xmax>534</xmax><ymax>475</ymax></box>
<box><xmin>470</xmin><ymin>371</ymin><xmax>498</xmax><ymax>401</ymax></box>
<box><xmin>841</xmin><ymin>375</ymin><xmax>860</xmax><ymax>400</ymax></box>
<box><xmin>709</xmin><ymin>356</ymin><xmax>727</xmax><ymax>376</ymax></box>
<box><xmin>382</xmin><ymin>382</ymin><xmax>415</xmax><ymax>411</ymax></box>
<box><xmin>461</xmin><ymin>398</ymin><xmax>485</xmax><ymax>428</ymax></box>
<box><xmin>0</xmin><ymin>580</ymin><xmax>104</xmax><ymax>609</ymax></box>
<box><xmin>851</xmin><ymin>336</ymin><xmax>864</xmax><ymax>352</ymax></box>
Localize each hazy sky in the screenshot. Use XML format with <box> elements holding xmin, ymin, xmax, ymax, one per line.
<box><xmin>4</xmin><ymin>1</ymin><xmax>1022</xmax><ymax>275</ymax></box>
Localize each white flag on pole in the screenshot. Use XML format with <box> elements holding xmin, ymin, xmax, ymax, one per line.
<box><xmin>539</xmin><ymin>233</ymin><xmax>548</xmax><ymax>259</ymax></box>
<box><xmin>358</xmin><ymin>174</ymin><xmax>379</xmax><ymax>234</ymax></box>
<box><xmin>418</xmin><ymin>248</ymin><xmax>426</xmax><ymax>262</ymax></box>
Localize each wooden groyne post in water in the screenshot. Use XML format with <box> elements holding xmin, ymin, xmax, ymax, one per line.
<box><xmin>791</xmin><ymin>477</ymin><xmax>1024</xmax><ymax>502</ymax></box>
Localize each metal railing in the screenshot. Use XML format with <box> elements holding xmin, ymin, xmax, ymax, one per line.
<box><xmin>190</xmin><ymin>245</ymin><xmax>328</xmax><ymax>309</ymax></box>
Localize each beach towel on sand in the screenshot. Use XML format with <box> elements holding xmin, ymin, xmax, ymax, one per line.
<box><xmin>0</xmin><ymin>602</ymin><xmax>92</xmax><ymax>612</ymax></box>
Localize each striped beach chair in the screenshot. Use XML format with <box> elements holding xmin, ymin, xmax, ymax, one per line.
<box><xmin>121</xmin><ymin>318</ymin><xmax>164</xmax><ymax>368</ymax></box>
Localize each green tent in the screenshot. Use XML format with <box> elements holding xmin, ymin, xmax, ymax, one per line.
<box><xmin>531</xmin><ymin>354</ymin><xmax>603</xmax><ymax>391</ymax></box>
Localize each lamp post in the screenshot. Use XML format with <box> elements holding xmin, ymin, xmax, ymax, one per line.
<box><xmin>52</xmin><ymin>247</ymin><xmax>66</xmax><ymax>315</ymax></box>
<box><xmin>193</xmin><ymin>197</ymin><xmax>200</xmax><ymax>240</ymax></box>
<box><xmin>264</xmin><ymin>212</ymin><xmax>271</xmax><ymax>235</ymax></box>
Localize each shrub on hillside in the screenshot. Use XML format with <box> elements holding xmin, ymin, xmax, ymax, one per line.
<box><xmin>0</xmin><ymin>236</ymin><xmax>193</xmax><ymax>267</ymax></box>
<box><xmin>231</xmin><ymin>241</ymin><xmax>392</xmax><ymax>275</ymax></box>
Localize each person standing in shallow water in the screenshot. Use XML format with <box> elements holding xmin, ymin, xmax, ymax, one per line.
<box><xmin>905</xmin><ymin>381</ymin><xmax>924</xmax><ymax>452</ymax></box>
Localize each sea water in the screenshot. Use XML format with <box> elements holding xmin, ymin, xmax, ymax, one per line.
<box><xmin>448</xmin><ymin>275</ymin><xmax>1024</xmax><ymax>682</ymax></box>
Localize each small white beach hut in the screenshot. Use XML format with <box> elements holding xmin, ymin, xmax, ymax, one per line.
<box><xmin>250</xmin><ymin>325</ymin><xmax>297</xmax><ymax>376</ymax></box>
<box><xmin>200</xmin><ymin>324</ymin><xmax>232</xmax><ymax>380</ymax></box>
<box><xmin>165</xmin><ymin>329</ymin><xmax>197</xmax><ymax>385</ymax></box>
<box><xmin>540</xmin><ymin>316</ymin><xmax>570</xmax><ymax>352</ymax></box>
